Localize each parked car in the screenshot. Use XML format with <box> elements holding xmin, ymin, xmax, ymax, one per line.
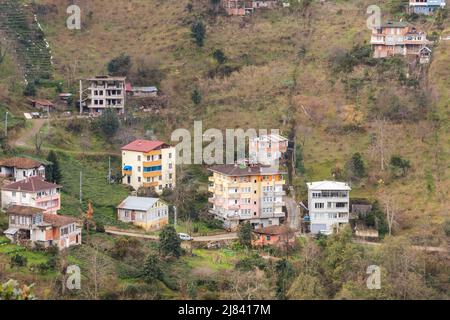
<box><xmin>178</xmin><ymin>233</ymin><xmax>193</xmax><ymax>241</ymax></box>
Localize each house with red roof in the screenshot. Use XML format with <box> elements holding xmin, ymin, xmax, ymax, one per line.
<box><xmin>0</xmin><ymin>157</ymin><xmax>46</xmax><ymax>182</ymax></box>
<box><xmin>121</xmin><ymin>139</ymin><xmax>176</xmax><ymax>193</ymax></box>
<box><xmin>3</xmin><ymin>205</ymin><xmax>81</xmax><ymax>250</ymax></box>
<box><xmin>1</xmin><ymin>176</ymin><xmax>61</xmax><ymax>214</ymax></box>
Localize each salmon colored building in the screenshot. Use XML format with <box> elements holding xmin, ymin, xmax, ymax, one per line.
<box><xmin>370</xmin><ymin>21</ymin><xmax>431</xmax><ymax>61</ymax></box>
<box><xmin>4</xmin><ymin>205</ymin><xmax>81</xmax><ymax>250</ymax></box>
<box><xmin>208</xmin><ymin>163</ymin><xmax>286</xmax><ymax>231</ymax></box>
<box><xmin>252</xmin><ymin>225</ymin><xmax>295</xmax><ymax>248</ymax></box>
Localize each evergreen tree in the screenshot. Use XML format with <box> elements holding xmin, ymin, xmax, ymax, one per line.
<box><xmin>142</xmin><ymin>254</ymin><xmax>162</xmax><ymax>283</ymax></box>
<box><xmin>275</xmin><ymin>258</ymin><xmax>295</xmax><ymax>300</ymax></box>
<box><xmin>295</xmin><ymin>144</ymin><xmax>305</xmax><ymax>174</ymax></box>
<box><xmin>46</xmin><ymin>151</ymin><xmax>62</xmax><ymax>184</ymax></box>
<box><xmin>97</xmin><ymin>108</ymin><xmax>120</xmax><ymax>136</ymax></box>
<box><xmin>159</xmin><ymin>225</ymin><xmax>182</xmax><ymax>258</ymax></box>
<box><xmin>237</xmin><ymin>221</ymin><xmax>253</xmax><ymax>248</ymax></box>
<box><xmin>212</xmin><ymin>49</ymin><xmax>226</xmax><ymax>65</ymax></box>
<box><xmin>191</xmin><ymin>20</ymin><xmax>206</xmax><ymax>47</ymax></box>
<box><xmin>191</xmin><ymin>89</ymin><xmax>202</xmax><ymax>105</ymax></box>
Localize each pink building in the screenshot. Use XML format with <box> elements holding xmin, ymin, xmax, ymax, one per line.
<box><xmin>1</xmin><ymin>177</ymin><xmax>61</xmax><ymax>214</ymax></box>
<box><xmin>370</xmin><ymin>21</ymin><xmax>430</xmax><ymax>60</ymax></box>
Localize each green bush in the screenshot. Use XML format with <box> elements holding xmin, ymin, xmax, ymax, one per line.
<box><xmin>10</xmin><ymin>254</ymin><xmax>27</xmax><ymax>268</ymax></box>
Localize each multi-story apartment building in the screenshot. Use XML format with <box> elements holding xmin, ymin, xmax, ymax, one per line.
<box><xmin>0</xmin><ymin>157</ymin><xmax>46</xmax><ymax>182</ymax></box>
<box><xmin>86</xmin><ymin>75</ymin><xmax>126</xmax><ymax>114</ymax></box>
<box><xmin>249</xmin><ymin>133</ymin><xmax>289</xmax><ymax>166</ymax></box>
<box><xmin>3</xmin><ymin>205</ymin><xmax>81</xmax><ymax>250</ymax></box>
<box><xmin>370</xmin><ymin>21</ymin><xmax>430</xmax><ymax>60</ymax></box>
<box><xmin>1</xmin><ymin>177</ymin><xmax>61</xmax><ymax>214</ymax></box>
<box><xmin>121</xmin><ymin>139</ymin><xmax>176</xmax><ymax>193</ymax></box>
<box><xmin>208</xmin><ymin>163</ymin><xmax>286</xmax><ymax>230</ymax></box>
<box><xmin>409</xmin><ymin>0</ymin><xmax>446</xmax><ymax>15</ymax></box>
<box><xmin>117</xmin><ymin>196</ymin><xmax>168</xmax><ymax>231</ymax></box>
<box><xmin>222</xmin><ymin>0</ymin><xmax>278</xmax><ymax>15</ymax></box>
<box><xmin>307</xmin><ymin>181</ymin><xmax>351</xmax><ymax>235</ymax></box>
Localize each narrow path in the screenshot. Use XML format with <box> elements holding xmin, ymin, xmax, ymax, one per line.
<box><xmin>13</xmin><ymin>118</ymin><xmax>46</xmax><ymax>147</ymax></box>
<box><xmin>354</xmin><ymin>239</ymin><xmax>449</xmax><ymax>253</ymax></box>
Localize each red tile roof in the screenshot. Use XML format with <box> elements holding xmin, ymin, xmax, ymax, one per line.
<box><xmin>253</xmin><ymin>225</ymin><xmax>294</xmax><ymax>235</ymax></box>
<box><xmin>43</xmin><ymin>213</ymin><xmax>78</xmax><ymax>227</ymax></box>
<box><xmin>0</xmin><ymin>157</ymin><xmax>44</xmax><ymax>169</ymax></box>
<box><xmin>6</xmin><ymin>205</ymin><xmax>45</xmax><ymax>216</ymax></box>
<box><xmin>2</xmin><ymin>176</ymin><xmax>61</xmax><ymax>192</ymax></box>
<box><xmin>121</xmin><ymin>139</ymin><xmax>167</xmax><ymax>152</ymax></box>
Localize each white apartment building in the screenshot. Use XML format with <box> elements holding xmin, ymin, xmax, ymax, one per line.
<box><xmin>86</xmin><ymin>76</ymin><xmax>126</xmax><ymax>114</ymax></box>
<box><xmin>307</xmin><ymin>181</ymin><xmax>351</xmax><ymax>235</ymax></box>
<box><xmin>122</xmin><ymin>139</ymin><xmax>176</xmax><ymax>193</ymax></box>
<box><xmin>249</xmin><ymin>133</ymin><xmax>289</xmax><ymax>166</ymax></box>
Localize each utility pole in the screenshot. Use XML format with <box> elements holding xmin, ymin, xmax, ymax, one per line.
<box><xmin>79</xmin><ymin>79</ymin><xmax>83</xmax><ymax>115</ymax></box>
<box><xmin>173</xmin><ymin>206</ymin><xmax>177</xmax><ymax>227</ymax></box>
<box><xmin>108</xmin><ymin>156</ymin><xmax>111</xmax><ymax>183</ymax></box>
<box><xmin>79</xmin><ymin>171</ymin><xmax>83</xmax><ymax>204</ymax></box>
<box><xmin>4</xmin><ymin>111</ymin><xmax>8</xmax><ymax>137</ymax></box>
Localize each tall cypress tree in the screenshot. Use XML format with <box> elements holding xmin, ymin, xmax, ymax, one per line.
<box><xmin>46</xmin><ymin>151</ymin><xmax>61</xmax><ymax>183</ymax></box>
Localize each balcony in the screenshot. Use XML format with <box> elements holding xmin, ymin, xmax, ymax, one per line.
<box><xmin>143</xmin><ymin>160</ymin><xmax>162</xmax><ymax>167</ymax></box>
<box><xmin>143</xmin><ymin>171</ymin><xmax>161</xmax><ymax>178</ymax></box>
<box><xmin>144</xmin><ymin>150</ymin><xmax>161</xmax><ymax>157</ymax></box>
<box><xmin>227</xmin><ymin>204</ymin><xmax>240</xmax><ymax>210</ymax></box>
<box><xmin>143</xmin><ymin>182</ymin><xmax>159</xmax><ymax>188</ymax></box>
<box><xmin>228</xmin><ymin>193</ymin><xmax>240</xmax><ymax>199</ymax></box>
<box><xmin>122</xmin><ymin>169</ymin><xmax>132</xmax><ymax>176</ymax></box>
<box><xmin>274</xmin><ymin>211</ymin><xmax>285</xmax><ymax>217</ymax></box>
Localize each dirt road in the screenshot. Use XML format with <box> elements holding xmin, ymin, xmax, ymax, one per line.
<box><xmin>13</xmin><ymin>118</ymin><xmax>46</xmax><ymax>147</ymax></box>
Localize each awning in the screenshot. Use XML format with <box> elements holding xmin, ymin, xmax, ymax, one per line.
<box><xmin>123</xmin><ymin>165</ymin><xmax>132</xmax><ymax>170</ymax></box>
<box><xmin>4</xmin><ymin>228</ymin><xmax>19</xmax><ymax>235</ymax></box>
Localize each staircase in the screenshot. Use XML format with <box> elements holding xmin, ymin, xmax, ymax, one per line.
<box><xmin>0</xmin><ymin>0</ymin><xmax>53</xmax><ymax>81</ymax></box>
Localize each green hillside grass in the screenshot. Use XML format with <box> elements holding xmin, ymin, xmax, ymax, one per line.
<box><xmin>0</xmin><ymin>0</ymin><xmax>446</xmax><ymax>243</ymax></box>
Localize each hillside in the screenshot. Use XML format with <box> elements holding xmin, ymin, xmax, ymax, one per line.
<box><xmin>10</xmin><ymin>0</ymin><xmax>445</xmax><ymax>243</ymax></box>
<box><xmin>0</xmin><ymin>0</ymin><xmax>448</xmax><ymax>301</ymax></box>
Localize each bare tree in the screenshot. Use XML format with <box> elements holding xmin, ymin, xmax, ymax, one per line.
<box><xmin>380</xmin><ymin>191</ymin><xmax>398</xmax><ymax>236</ymax></box>
<box><xmin>85</xmin><ymin>245</ymin><xmax>114</xmax><ymax>300</ymax></box>
<box><xmin>0</xmin><ymin>44</ymin><xmax>6</xmax><ymax>65</ymax></box>
<box><xmin>369</xmin><ymin>118</ymin><xmax>392</xmax><ymax>173</ymax></box>
<box><xmin>34</xmin><ymin>133</ymin><xmax>43</xmax><ymax>155</ymax></box>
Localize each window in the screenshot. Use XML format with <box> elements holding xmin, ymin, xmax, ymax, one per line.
<box><xmin>147</xmin><ymin>156</ymin><xmax>150</xmax><ymax>161</ymax></box>
<box><xmin>266</xmin><ymin>235</ymin><xmax>271</xmax><ymax>241</ymax></box>
<box><xmin>138</xmin><ymin>177</ymin><xmax>141</xmax><ymax>182</ymax></box>
<box><xmin>169</xmin><ymin>163</ymin><xmax>173</xmax><ymax>169</ymax></box>
<box><xmin>314</xmin><ymin>203</ymin><xmax>324</xmax><ymax>209</ymax></box>
<box><xmin>137</xmin><ymin>155</ymin><xmax>141</xmax><ymax>161</ymax></box>
<box><xmin>169</xmin><ymin>153</ymin><xmax>172</xmax><ymax>159</ymax></box>
<box><xmin>138</xmin><ymin>166</ymin><xmax>141</xmax><ymax>172</ymax></box>
<box><xmin>169</xmin><ymin>173</ymin><xmax>173</xmax><ymax>179</ymax></box>
<box><xmin>22</xmin><ymin>192</ymin><xmax>26</xmax><ymax>198</ymax></box>
<box><xmin>12</xmin><ymin>191</ymin><xmax>16</xmax><ymax>197</ymax></box>
<box><xmin>336</xmin><ymin>202</ymin><xmax>347</xmax><ymax>208</ymax></box>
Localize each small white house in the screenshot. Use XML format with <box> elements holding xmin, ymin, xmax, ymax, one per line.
<box><xmin>117</xmin><ymin>196</ymin><xmax>168</xmax><ymax>231</ymax></box>
<box><xmin>0</xmin><ymin>157</ymin><xmax>46</xmax><ymax>182</ymax></box>
<box><xmin>307</xmin><ymin>181</ymin><xmax>351</xmax><ymax>235</ymax></box>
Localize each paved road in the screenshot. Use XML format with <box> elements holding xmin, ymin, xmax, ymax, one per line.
<box><xmin>286</xmin><ymin>186</ymin><xmax>300</xmax><ymax>230</ymax></box>
<box><xmin>105</xmin><ymin>228</ymin><xmax>238</xmax><ymax>242</ymax></box>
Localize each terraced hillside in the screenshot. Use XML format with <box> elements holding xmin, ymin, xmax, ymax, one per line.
<box><xmin>0</xmin><ymin>0</ymin><xmax>53</xmax><ymax>81</ymax></box>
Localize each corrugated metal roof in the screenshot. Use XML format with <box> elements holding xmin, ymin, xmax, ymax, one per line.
<box><xmin>117</xmin><ymin>196</ymin><xmax>163</xmax><ymax>211</ymax></box>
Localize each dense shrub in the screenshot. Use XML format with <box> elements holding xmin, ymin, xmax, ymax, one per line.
<box><xmin>107</xmin><ymin>54</ymin><xmax>132</xmax><ymax>76</ymax></box>
<box><xmin>10</xmin><ymin>254</ymin><xmax>27</xmax><ymax>268</ymax></box>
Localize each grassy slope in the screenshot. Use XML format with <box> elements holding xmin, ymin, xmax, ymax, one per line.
<box><xmin>3</xmin><ymin>0</ymin><xmax>447</xmax><ymax>243</ymax></box>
